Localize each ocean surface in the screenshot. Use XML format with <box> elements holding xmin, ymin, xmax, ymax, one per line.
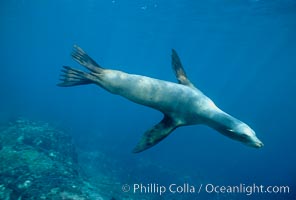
<box><xmin>1</xmin><ymin>0</ymin><xmax>295</xmax><ymax>199</ymax></box>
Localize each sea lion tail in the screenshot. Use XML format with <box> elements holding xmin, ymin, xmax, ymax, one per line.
<box><xmin>58</xmin><ymin>66</ymin><xmax>95</xmax><ymax>87</ymax></box>
<box><xmin>58</xmin><ymin>45</ymin><xmax>104</xmax><ymax>87</ymax></box>
<box><xmin>71</xmin><ymin>45</ymin><xmax>104</xmax><ymax>73</ymax></box>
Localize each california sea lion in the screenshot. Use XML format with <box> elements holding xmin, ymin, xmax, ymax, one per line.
<box><xmin>58</xmin><ymin>45</ymin><xmax>263</xmax><ymax>153</ymax></box>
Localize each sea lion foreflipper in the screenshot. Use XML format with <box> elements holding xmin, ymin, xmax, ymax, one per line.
<box><xmin>171</xmin><ymin>49</ymin><xmax>196</xmax><ymax>89</ymax></box>
<box><xmin>133</xmin><ymin>115</ymin><xmax>177</xmax><ymax>153</ymax></box>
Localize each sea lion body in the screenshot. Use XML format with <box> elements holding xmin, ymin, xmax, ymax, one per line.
<box><xmin>59</xmin><ymin>46</ymin><xmax>263</xmax><ymax>153</ymax></box>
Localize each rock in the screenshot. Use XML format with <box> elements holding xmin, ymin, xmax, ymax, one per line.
<box><xmin>0</xmin><ymin>119</ymin><xmax>103</xmax><ymax>199</ymax></box>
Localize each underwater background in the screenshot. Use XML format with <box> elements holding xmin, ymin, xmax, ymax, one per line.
<box><xmin>0</xmin><ymin>0</ymin><xmax>295</xmax><ymax>199</ymax></box>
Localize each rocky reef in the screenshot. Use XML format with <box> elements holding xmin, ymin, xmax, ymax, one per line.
<box><xmin>0</xmin><ymin>119</ymin><xmax>103</xmax><ymax>200</ymax></box>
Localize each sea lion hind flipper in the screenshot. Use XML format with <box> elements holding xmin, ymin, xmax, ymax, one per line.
<box><xmin>132</xmin><ymin>115</ymin><xmax>177</xmax><ymax>153</ymax></box>
<box><xmin>171</xmin><ymin>49</ymin><xmax>196</xmax><ymax>89</ymax></box>
<box><xmin>72</xmin><ymin>45</ymin><xmax>104</xmax><ymax>73</ymax></box>
<box><xmin>58</xmin><ymin>66</ymin><xmax>94</xmax><ymax>87</ymax></box>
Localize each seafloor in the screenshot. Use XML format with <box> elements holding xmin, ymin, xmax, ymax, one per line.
<box><xmin>0</xmin><ymin>119</ymin><xmax>122</xmax><ymax>199</ymax></box>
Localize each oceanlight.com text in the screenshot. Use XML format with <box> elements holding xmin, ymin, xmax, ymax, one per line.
<box><xmin>122</xmin><ymin>183</ymin><xmax>290</xmax><ymax>196</ymax></box>
<box><xmin>205</xmin><ymin>183</ymin><xmax>290</xmax><ymax>196</ymax></box>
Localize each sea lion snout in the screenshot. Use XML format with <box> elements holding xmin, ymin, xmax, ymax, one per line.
<box><xmin>248</xmin><ymin>140</ymin><xmax>264</xmax><ymax>148</ymax></box>
<box><xmin>255</xmin><ymin>142</ymin><xmax>264</xmax><ymax>148</ymax></box>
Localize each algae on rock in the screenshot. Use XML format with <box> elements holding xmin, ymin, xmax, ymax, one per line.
<box><xmin>0</xmin><ymin>119</ymin><xmax>103</xmax><ymax>200</ymax></box>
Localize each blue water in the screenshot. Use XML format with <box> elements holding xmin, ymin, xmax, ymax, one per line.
<box><xmin>1</xmin><ymin>0</ymin><xmax>295</xmax><ymax>199</ymax></box>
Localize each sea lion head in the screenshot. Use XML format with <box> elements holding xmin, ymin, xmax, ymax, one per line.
<box><xmin>227</xmin><ymin>123</ymin><xmax>264</xmax><ymax>148</ymax></box>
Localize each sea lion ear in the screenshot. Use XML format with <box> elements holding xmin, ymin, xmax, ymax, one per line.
<box><xmin>132</xmin><ymin>115</ymin><xmax>178</xmax><ymax>153</ymax></box>
<box><xmin>171</xmin><ymin>49</ymin><xmax>196</xmax><ymax>89</ymax></box>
